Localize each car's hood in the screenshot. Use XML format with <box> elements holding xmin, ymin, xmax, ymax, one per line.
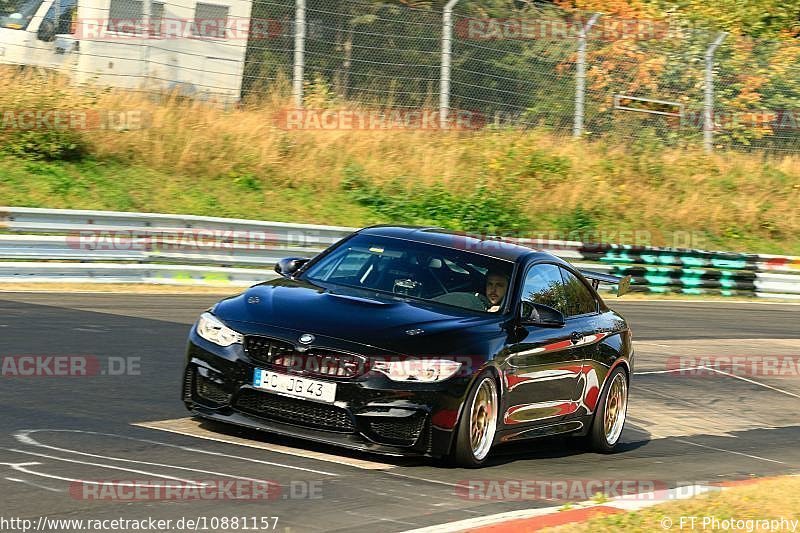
<box><xmin>212</xmin><ymin>278</ymin><xmax>505</xmax><ymax>354</ymax></box>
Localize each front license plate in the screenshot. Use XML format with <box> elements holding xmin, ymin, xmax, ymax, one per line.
<box><xmin>252</xmin><ymin>369</ymin><xmax>337</xmax><ymax>403</ymax></box>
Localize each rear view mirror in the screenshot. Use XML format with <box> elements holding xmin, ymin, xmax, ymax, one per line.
<box><xmin>520</xmin><ymin>301</ymin><xmax>565</xmax><ymax>328</ymax></box>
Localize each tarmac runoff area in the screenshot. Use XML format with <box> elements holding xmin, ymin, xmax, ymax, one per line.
<box><xmin>0</xmin><ymin>294</ymin><xmax>797</xmax><ymax>532</ymax></box>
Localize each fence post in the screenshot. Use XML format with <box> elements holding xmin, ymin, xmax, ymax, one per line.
<box><xmin>573</xmin><ymin>13</ymin><xmax>601</xmax><ymax>138</ymax></box>
<box><xmin>440</xmin><ymin>0</ymin><xmax>460</xmax><ymax>129</ymax></box>
<box><xmin>704</xmin><ymin>32</ymin><xmax>728</xmax><ymax>153</ymax></box>
<box><xmin>292</xmin><ymin>0</ymin><xmax>307</xmax><ymax>108</ymax></box>
<box><xmin>141</xmin><ymin>0</ymin><xmax>152</xmax><ymax>87</ymax></box>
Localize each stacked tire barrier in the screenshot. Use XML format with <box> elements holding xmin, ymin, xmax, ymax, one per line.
<box><xmin>1</xmin><ymin>207</ymin><xmax>798</xmax><ymax>298</ymax></box>
<box><xmin>573</xmin><ymin>243</ymin><xmax>800</xmax><ymax>298</ymax></box>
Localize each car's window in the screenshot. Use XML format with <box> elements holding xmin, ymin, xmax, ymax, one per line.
<box><xmin>560</xmin><ymin>268</ymin><xmax>599</xmax><ymax>316</ymax></box>
<box><xmin>302</xmin><ymin>235</ymin><xmax>514</xmax><ymax>314</ymax></box>
<box><xmin>311</xmin><ymin>249</ymin><xmax>374</xmax><ymax>282</ymax></box>
<box><xmin>192</xmin><ymin>2</ymin><xmax>229</xmax><ymax>38</ymax></box>
<box><xmin>38</xmin><ymin>0</ymin><xmax>77</xmax><ymax>38</ymax></box>
<box><xmin>520</xmin><ymin>263</ymin><xmax>568</xmax><ymax>314</ymax></box>
<box><xmin>1</xmin><ymin>0</ymin><xmax>44</xmax><ymax>30</ymax></box>
<box><xmin>107</xmin><ymin>0</ymin><xmax>165</xmax><ymax>34</ymax></box>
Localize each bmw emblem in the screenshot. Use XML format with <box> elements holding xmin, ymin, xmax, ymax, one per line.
<box><xmin>299</xmin><ymin>333</ymin><xmax>315</xmax><ymax>345</ymax></box>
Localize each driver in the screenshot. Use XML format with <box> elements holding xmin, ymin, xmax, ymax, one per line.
<box><xmin>483</xmin><ymin>271</ymin><xmax>509</xmax><ymax>312</ymax></box>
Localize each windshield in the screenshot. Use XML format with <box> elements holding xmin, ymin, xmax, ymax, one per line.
<box><xmin>302</xmin><ymin>234</ymin><xmax>515</xmax><ymax>314</ymax></box>
<box><xmin>1</xmin><ymin>0</ymin><xmax>44</xmax><ymax>29</ymax></box>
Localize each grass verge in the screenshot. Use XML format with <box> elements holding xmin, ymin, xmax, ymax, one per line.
<box><xmin>2</xmin><ymin>68</ymin><xmax>799</xmax><ymax>254</ymax></box>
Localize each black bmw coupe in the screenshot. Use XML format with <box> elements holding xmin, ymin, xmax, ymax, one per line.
<box><xmin>183</xmin><ymin>226</ymin><xmax>633</xmax><ymax>467</ymax></box>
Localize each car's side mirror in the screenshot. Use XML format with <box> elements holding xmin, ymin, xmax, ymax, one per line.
<box><xmin>519</xmin><ymin>301</ymin><xmax>566</xmax><ymax>328</ymax></box>
<box><xmin>274</xmin><ymin>257</ymin><xmax>310</xmax><ymax>278</ymax></box>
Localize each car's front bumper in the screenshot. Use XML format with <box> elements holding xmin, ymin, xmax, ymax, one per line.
<box><xmin>183</xmin><ymin>330</ymin><xmax>471</xmax><ymax>458</ymax></box>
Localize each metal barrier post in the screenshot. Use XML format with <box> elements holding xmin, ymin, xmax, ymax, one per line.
<box><xmin>440</xmin><ymin>0</ymin><xmax>460</xmax><ymax>129</ymax></box>
<box><xmin>574</xmin><ymin>13</ymin><xmax>601</xmax><ymax>138</ymax></box>
<box><xmin>704</xmin><ymin>32</ymin><xmax>728</xmax><ymax>153</ymax></box>
<box><xmin>292</xmin><ymin>0</ymin><xmax>307</xmax><ymax>108</ymax></box>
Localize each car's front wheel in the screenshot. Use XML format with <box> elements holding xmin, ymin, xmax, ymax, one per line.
<box><xmin>451</xmin><ymin>372</ymin><xmax>499</xmax><ymax>467</ymax></box>
<box><xmin>587</xmin><ymin>366</ymin><xmax>629</xmax><ymax>453</ymax></box>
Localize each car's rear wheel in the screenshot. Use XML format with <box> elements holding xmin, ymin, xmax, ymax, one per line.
<box><xmin>587</xmin><ymin>366</ymin><xmax>629</xmax><ymax>453</ymax></box>
<box><xmin>452</xmin><ymin>372</ymin><xmax>498</xmax><ymax>467</ymax></box>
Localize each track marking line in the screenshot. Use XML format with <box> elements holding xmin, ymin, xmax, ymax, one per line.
<box><xmin>16</xmin><ymin>429</ymin><xmax>338</xmax><ymax>477</ymax></box>
<box><xmin>627</xmin><ymin>415</ymin><xmax>793</xmax><ymax>467</ymax></box>
<box><xmin>9</xmin><ymin>439</ymin><xmax>278</xmax><ymax>486</ymax></box>
<box><xmin>382</xmin><ymin>471</ymin><xmax>465</xmax><ymax>489</ymax></box>
<box><xmin>6</xmin><ymin>449</ymin><xmax>202</xmax><ymax>484</ymax></box>
<box><xmin>1</xmin><ymin>459</ymin><xmax>200</xmax><ymax>488</ymax></box>
<box><xmin>5</xmin><ymin>476</ymin><xmax>64</xmax><ymax>492</ymax></box>
<box><xmin>632</xmin><ymin>383</ymin><xmax>772</xmax><ymax>431</ymax></box>
<box><xmin>637</xmin><ymin>366</ymin><xmax>705</xmax><ymax>375</ymax></box>
<box><xmin>635</xmin><ymin>342</ymin><xmax>672</xmax><ymax>348</ymax></box>
<box><xmin>13</xmin><ymin>429</ymin><xmax>282</xmax><ymax>484</ymax></box>
<box><xmin>632</xmin><ymin>420</ymin><xmax>792</xmax><ymax>465</ymax></box>
<box><xmin>674</xmin><ymin>439</ymin><xmax>792</xmax><ymax>466</ymax></box>
<box><xmin>133</xmin><ymin>418</ymin><xmax>396</xmax><ymax>471</ymax></box>
<box><xmin>343</xmin><ymin>510</ymin><xmax>419</xmax><ymax>526</ymax></box>
<box><xmin>358</xmin><ymin>487</ymin><xmax>415</xmax><ymax>502</ymax></box>
<box><xmin>1</xmin><ymin>463</ymin><xmax>123</xmax><ymax>486</ymax></box>
<box><xmin>698</xmin><ymin>366</ymin><xmax>800</xmax><ymax>400</ymax></box>
<box><xmin>397</xmin><ymin>505</ymin><xmax>570</xmax><ymax>533</ymax></box>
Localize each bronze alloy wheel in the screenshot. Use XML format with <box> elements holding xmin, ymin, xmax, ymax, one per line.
<box><xmin>603</xmin><ymin>371</ymin><xmax>628</xmax><ymax>446</ymax></box>
<box><xmin>469</xmin><ymin>377</ymin><xmax>498</xmax><ymax>461</ymax></box>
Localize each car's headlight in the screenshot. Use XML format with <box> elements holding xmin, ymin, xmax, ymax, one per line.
<box><xmin>196</xmin><ymin>312</ymin><xmax>243</xmax><ymax>347</ymax></box>
<box><xmin>372</xmin><ymin>358</ymin><xmax>462</xmax><ymax>383</ymax></box>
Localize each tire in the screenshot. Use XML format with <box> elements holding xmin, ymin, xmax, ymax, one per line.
<box><xmin>587</xmin><ymin>366</ymin><xmax>629</xmax><ymax>453</ymax></box>
<box><xmin>451</xmin><ymin>371</ymin><xmax>499</xmax><ymax>468</ymax></box>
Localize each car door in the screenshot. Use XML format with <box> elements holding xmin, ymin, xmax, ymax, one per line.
<box><xmin>30</xmin><ymin>0</ymin><xmax>79</xmax><ymax>68</ymax></box>
<box><xmin>557</xmin><ymin>266</ymin><xmax>606</xmax><ymax>416</ymax></box>
<box><xmin>503</xmin><ymin>262</ymin><xmax>585</xmax><ymax>427</ymax></box>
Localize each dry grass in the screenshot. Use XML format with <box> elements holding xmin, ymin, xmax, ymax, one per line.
<box><xmin>2</xmin><ymin>67</ymin><xmax>800</xmax><ymax>253</ymax></box>
<box><xmin>542</xmin><ymin>476</ymin><xmax>800</xmax><ymax>532</ymax></box>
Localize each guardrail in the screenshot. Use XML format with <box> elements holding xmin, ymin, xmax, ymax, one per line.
<box><xmin>1</xmin><ymin>207</ymin><xmax>798</xmax><ymax>298</ymax></box>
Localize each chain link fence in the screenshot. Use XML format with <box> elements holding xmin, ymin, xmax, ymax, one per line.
<box><xmin>2</xmin><ymin>0</ymin><xmax>800</xmax><ymax>153</ymax></box>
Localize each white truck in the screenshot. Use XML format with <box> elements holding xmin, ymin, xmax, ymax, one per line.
<box><xmin>0</xmin><ymin>0</ymin><xmax>256</xmax><ymax>101</ymax></box>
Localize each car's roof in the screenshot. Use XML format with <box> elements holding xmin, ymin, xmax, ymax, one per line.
<box><xmin>357</xmin><ymin>225</ymin><xmax>559</xmax><ymax>263</ymax></box>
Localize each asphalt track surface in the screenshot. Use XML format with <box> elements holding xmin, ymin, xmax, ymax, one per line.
<box><xmin>1</xmin><ymin>293</ymin><xmax>799</xmax><ymax>532</ymax></box>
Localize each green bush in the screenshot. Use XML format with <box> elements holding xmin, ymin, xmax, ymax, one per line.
<box><xmin>341</xmin><ymin>165</ymin><xmax>531</xmax><ymax>235</ymax></box>
<box><xmin>523</xmin><ymin>149</ymin><xmax>571</xmax><ymax>183</ymax></box>
<box><xmin>556</xmin><ymin>206</ymin><xmax>598</xmax><ymax>237</ymax></box>
<box><xmin>2</xmin><ymin>129</ymin><xmax>89</xmax><ymax>161</ymax></box>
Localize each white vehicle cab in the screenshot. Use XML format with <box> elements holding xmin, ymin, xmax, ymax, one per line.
<box><xmin>0</xmin><ymin>0</ymin><xmax>252</xmax><ymax>101</ymax></box>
